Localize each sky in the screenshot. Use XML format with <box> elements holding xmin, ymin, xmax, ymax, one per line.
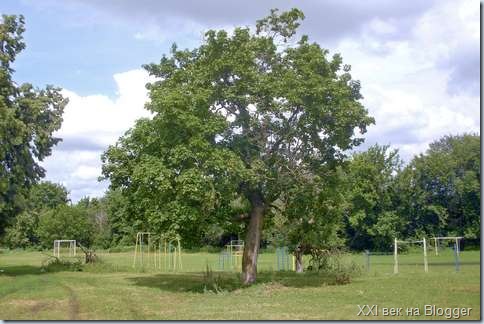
<box><xmin>1</xmin><ymin>0</ymin><xmax>481</xmax><ymax>202</ymax></box>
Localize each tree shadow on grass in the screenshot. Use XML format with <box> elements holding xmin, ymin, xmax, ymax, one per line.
<box><xmin>127</xmin><ymin>270</ymin><xmax>349</xmax><ymax>294</ymax></box>
<box><xmin>0</xmin><ymin>265</ymin><xmax>44</xmax><ymax>276</ymax></box>
<box><xmin>0</xmin><ymin>261</ymin><xmax>84</xmax><ymax>277</ymax></box>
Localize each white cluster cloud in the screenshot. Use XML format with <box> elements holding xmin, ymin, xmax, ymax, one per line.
<box><xmin>336</xmin><ymin>0</ymin><xmax>480</xmax><ymax>162</ymax></box>
<box><xmin>41</xmin><ymin>69</ymin><xmax>154</xmax><ymax>202</ymax></box>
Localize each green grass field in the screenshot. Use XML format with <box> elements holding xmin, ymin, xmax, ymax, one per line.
<box><xmin>0</xmin><ymin>248</ymin><xmax>480</xmax><ymax>320</ymax></box>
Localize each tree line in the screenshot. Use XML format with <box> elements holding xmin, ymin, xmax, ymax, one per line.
<box><xmin>3</xmin><ymin>134</ymin><xmax>480</xmax><ymax>254</ymax></box>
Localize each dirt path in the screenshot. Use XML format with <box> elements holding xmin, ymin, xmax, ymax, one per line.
<box><xmin>58</xmin><ymin>282</ymin><xmax>80</xmax><ymax>320</ymax></box>
<box><xmin>30</xmin><ymin>301</ymin><xmax>50</xmax><ymax>315</ymax></box>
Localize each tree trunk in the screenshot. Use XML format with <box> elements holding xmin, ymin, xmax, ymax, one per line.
<box><xmin>241</xmin><ymin>191</ymin><xmax>265</xmax><ymax>285</ymax></box>
<box><xmin>295</xmin><ymin>248</ymin><xmax>304</xmax><ymax>273</ymax></box>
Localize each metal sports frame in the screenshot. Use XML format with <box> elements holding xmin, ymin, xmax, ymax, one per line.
<box><xmin>53</xmin><ymin>239</ymin><xmax>77</xmax><ymax>258</ymax></box>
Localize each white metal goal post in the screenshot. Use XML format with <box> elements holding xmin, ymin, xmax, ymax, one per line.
<box><xmin>432</xmin><ymin>236</ymin><xmax>463</xmax><ymax>256</ymax></box>
<box><xmin>393</xmin><ymin>237</ymin><xmax>428</xmax><ymax>274</ymax></box>
<box><xmin>53</xmin><ymin>240</ymin><xmax>77</xmax><ymax>258</ymax></box>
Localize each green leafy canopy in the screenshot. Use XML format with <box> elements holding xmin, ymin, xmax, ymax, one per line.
<box><xmin>0</xmin><ymin>15</ymin><xmax>67</xmax><ymax>233</ymax></box>
<box><xmin>101</xmin><ymin>8</ymin><xmax>374</xmax><ymax>248</ymax></box>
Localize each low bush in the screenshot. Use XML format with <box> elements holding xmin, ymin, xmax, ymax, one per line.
<box><xmin>41</xmin><ymin>256</ymin><xmax>84</xmax><ymax>272</ymax></box>
<box><xmin>307</xmin><ymin>248</ymin><xmax>361</xmax><ymax>284</ymax></box>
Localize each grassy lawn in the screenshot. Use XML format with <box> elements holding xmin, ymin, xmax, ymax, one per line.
<box><xmin>0</xmin><ymin>248</ymin><xmax>480</xmax><ymax>320</ymax></box>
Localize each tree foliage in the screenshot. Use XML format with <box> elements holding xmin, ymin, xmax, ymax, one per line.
<box><xmin>77</xmin><ymin>196</ymin><xmax>112</xmax><ymax>248</ymax></box>
<box><xmin>3</xmin><ymin>210</ymin><xmax>39</xmax><ymax>248</ymax></box>
<box><xmin>29</xmin><ymin>181</ymin><xmax>69</xmax><ymax>211</ymax></box>
<box><xmin>341</xmin><ymin>135</ymin><xmax>480</xmax><ymax>251</ymax></box>
<box><xmin>37</xmin><ymin>205</ymin><xmax>95</xmax><ymax>248</ymax></box>
<box><xmin>2</xmin><ymin>181</ymin><xmax>69</xmax><ymax>248</ymax></box>
<box><xmin>102</xmin><ymin>8</ymin><xmax>373</xmax><ymax>283</ymax></box>
<box><xmin>102</xmin><ymin>188</ymin><xmax>133</xmax><ymax>246</ymax></box>
<box><xmin>344</xmin><ymin>144</ymin><xmax>403</xmax><ymax>251</ymax></box>
<box><xmin>265</xmin><ymin>167</ymin><xmax>348</xmax><ymax>271</ymax></box>
<box><xmin>0</xmin><ymin>15</ymin><xmax>67</xmax><ymax>234</ymax></box>
<box><xmin>396</xmin><ymin>134</ymin><xmax>480</xmax><ymax>240</ymax></box>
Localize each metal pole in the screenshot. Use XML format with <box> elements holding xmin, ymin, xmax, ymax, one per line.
<box><xmin>394</xmin><ymin>238</ymin><xmax>398</xmax><ymax>274</ymax></box>
<box><xmin>169</xmin><ymin>241</ymin><xmax>172</xmax><ymax>271</ymax></box>
<box><xmin>423</xmin><ymin>237</ymin><xmax>428</xmax><ymax>273</ymax></box>
<box><xmin>284</xmin><ymin>247</ymin><xmax>288</xmax><ymax>270</ymax></box>
<box><xmin>283</xmin><ymin>247</ymin><xmax>286</xmax><ymax>270</ymax></box>
<box><xmin>229</xmin><ymin>244</ymin><xmax>233</xmax><ymax>269</ymax></box>
<box><xmin>164</xmin><ymin>240</ymin><xmax>167</xmax><ymax>271</ymax></box>
<box><xmin>173</xmin><ymin>242</ymin><xmax>176</xmax><ymax>271</ymax></box>
<box><xmin>454</xmin><ymin>244</ymin><xmax>460</xmax><ymax>272</ymax></box>
<box><xmin>281</xmin><ymin>248</ymin><xmax>284</xmax><ymax>270</ymax></box>
<box><xmin>276</xmin><ymin>248</ymin><xmax>280</xmax><ymax>271</ymax></box>
<box><xmin>281</xmin><ymin>247</ymin><xmax>285</xmax><ymax>270</ymax></box>
<box><xmin>365</xmin><ymin>250</ymin><xmax>370</xmax><ymax>272</ymax></box>
<box><xmin>158</xmin><ymin>242</ymin><xmax>161</xmax><ymax>270</ymax></box>
<box><xmin>133</xmin><ymin>233</ymin><xmax>138</xmax><ymax>268</ymax></box>
<box><xmin>283</xmin><ymin>248</ymin><xmax>287</xmax><ymax>270</ymax></box>
<box><xmin>140</xmin><ymin>234</ymin><xmax>144</xmax><ymax>267</ymax></box>
<box><xmin>177</xmin><ymin>239</ymin><xmax>182</xmax><ymax>270</ymax></box>
<box><xmin>168</xmin><ymin>242</ymin><xmax>171</xmax><ymax>271</ymax></box>
<box><xmin>147</xmin><ymin>234</ymin><xmax>150</xmax><ymax>268</ymax></box>
<box><xmin>276</xmin><ymin>248</ymin><xmax>278</xmax><ymax>271</ymax></box>
<box><xmin>434</xmin><ymin>238</ymin><xmax>438</xmax><ymax>256</ymax></box>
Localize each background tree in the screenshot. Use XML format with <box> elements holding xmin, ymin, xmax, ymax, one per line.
<box><xmin>266</xmin><ymin>167</ymin><xmax>347</xmax><ymax>272</ymax></box>
<box><xmin>102</xmin><ymin>188</ymin><xmax>133</xmax><ymax>246</ymax></box>
<box><xmin>29</xmin><ymin>181</ymin><xmax>69</xmax><ymax>211</ymax></box>
<box><xmin>101</xmin><ymin>8</ymin><xmax>374</xmax><ymax>284</ymax></box>
<box><xmin>77</xmin><ymin>196</ymin><xmax>112</xmax><ymax>248</ymax></box>
<box><xmin>2</xmin><ymin>181</ymin><xmax>69</xmax><ymax>248</ymax></box>
<box><xmin>3</xmin><ymin>211</ymin><xmax>38</xmax><ymax>248</ymax></box>
<box><xmin>396</xmin><ymin>134</ymin><xmax>480</xmax><ymax>240</ymax></box>
<box><xmin>36</xmin><ymin>205</ymin><xmax>95</xmax><ymax>249</ymax></box>
<box><xmin>0</xmin><ymin>15</ymin><xmax>67</xmax><ymax>235</ymax></box>
<box><xmin>343</xmin><ymin>144</ymin><xmax>403</xmax><ymax>251</ymax></box>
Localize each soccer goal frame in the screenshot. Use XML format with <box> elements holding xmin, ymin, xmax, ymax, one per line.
<box><xmin>393</xmin><ymin>237</ymin><xmax>428</xmax><ymax>274</ymax></box>
<box><xmin>432</xmin><ymin>236</ymin><xmax>463</xmax><ymax>256</ymax></box>
<box><xmin>53</xmin><ymin>240</ymin><xmax>77</xmax><ymax>258</ymax></box>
